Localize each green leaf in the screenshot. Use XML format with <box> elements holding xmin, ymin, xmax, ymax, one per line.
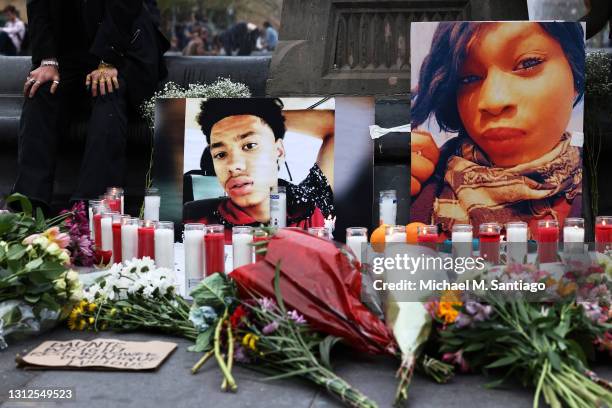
<box><xmin>189</xmin><ymin>273</ymin><xmax>234</xmax><ymax>307</ymax></box>
<box><xmin>188</xmin><ymin>327</ymin><xmax>214</xmax><ymax>353</ymax></box>
<box><xmin>7</xmin><ymin>244</ymin><xmax>27</xmax><ymax>261</ymax></box>
<box><xmin>484</xmin><ymin>377</ymin><xmax>507</xmax><ymax>389</ymax></box>
<box><xmin>272</xmin><ymin>262</ymin><xmax>286</xmax><ymax>314</ymax></box>
<box><xmin>547</xmin><ymin>350</ymin><xmax>562</xmax><ymax>371</ymax></box>
<box><xmin>25</xmin><ymin>258</ymin><xmax>44</xmax><ymax>271</ymax></box>
<box><xmin>319</xmin><ymin>335</ymin><xmax>341</xmax><ymax>370</ymax></box>
<box><xmin>5</xmin><ymin>193</ymin><xmax>32</xmax><ymax>216</ymax></box>
<box><xmin>24</xmin><ymin>293</ymin><xmax>41</xmax><ymax>303</ymax></box>
<box><xmin>485</xmin><ymin>355</ymin><xmax>519</xmax><ymax>369</ymax></box>
<box><xmin>463</xmin><ymin>342</ymin><xmax>485</xmax><ymax>352</ymax></box>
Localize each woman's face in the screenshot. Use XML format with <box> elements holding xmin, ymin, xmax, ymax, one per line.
<box><xmin>209</xmin><ymin>115</ymin><xmax>284</xmax><ymax>210</ymax></box>
<box><xmin>456</xmin><ymin>22</ymin><xmax>576</xmax><ymax>167</ymax></box>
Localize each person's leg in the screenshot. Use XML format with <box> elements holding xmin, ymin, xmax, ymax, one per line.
<box><xmin>72</xmin><ymin>78</ymin><xmax>128</xmax><ymax>201</ymax></box>
<box><xmin>11</xmin><ymin>82</ymin><xmax>62</xmax><ymax>211</ymax></box>
<box><xmin>0</xmin><ymin>32</ymin><xmax>16</xmax><ymax>56</ymax></box>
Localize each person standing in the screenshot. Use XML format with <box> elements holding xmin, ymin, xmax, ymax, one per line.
<box><xmin>0</xmin><ymin>5</ymin><xmax>26</xmax><ymax>56</ymax></box>
<box><xmin>263</xmin><ymin>21</ymin><xmax>278</xmax><ymax>51</ymax></box>
<box><xmin>11</xmin><ymin>0</ymin><xmax>169</xmax><ymax>214</ymax></box>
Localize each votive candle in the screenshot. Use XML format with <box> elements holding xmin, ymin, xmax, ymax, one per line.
<box><xmin>107</xmin><ymin>187</ymin><xmax>124</xmax><ymax>214</ymax></box>
<box><xmin>111</xmin><ymin>213</ymin><xmax>124</xmax><ymax>264</ymax></box>
<box><xmin>506</xmin><ymin>221</ymin><xmax>528</xmax><ymax>264</ymax></box>
<box><xmin>184</xmin><ymin>223</ymin><xmax>205</xmax><ymax>290</ymax></box>
<box><xmin>379</xmin><ymin>190</ymin><xmax>397</xmax><ymax>226</ymax></box>
<box><xmin>232</xmin><ymin>226</ymin><xmax>253</xmax><ymax>270</ymax></box>
<box><xmin>144</xmin><ymin>187</ymin><xmax>160</xmax><ymax>221</ymax></box>
<box><xmin>88</xmin><ymin>199</ymin><xmax>103</xmax><ymax>241</ymax></box>
<box><xmin>138</xmin><ymin>220</ymin><xmax>156</xmax><ymax>259</ymax></box>
<box><xmin>155</xmin><ymin>221</ymin><xmax>175</xmax><ymax>270</ymax></box>
<box><xmin>121</xmin><ymin>217</ymin><xmax>139</xmax><ymax>262</ymax></box>
<box><xmin>346</xmin><ymin>227</ymin><xmax>368</xmax><ymax>263</ymax></box>
<box><xmin>308</xmin><ymin>227</ymin><xmax>331</xmax><ymax>239</ymax></box>
<box><xmin>452</xmin><ymin>224</ymin><xmax>473</xmax><ymax>258</ymax></box>
<box><xmin>595</xmin><ymin>216</ymin><xmax>612</xmax><ymax>253</ymax></box>
<box><xmin>386</xmin><ymin>225</ymin><xmax>406</xmax><ymax>243</ymax></box>
<box><xmin>205</xmin><ymin>224</ymin><xmax>225</xmax><ymax>275</ymax></box>
<box><xmin>479</xmin><ymin>223</ymin><xmax>501</xmax><ymax>264</ymax></box>
<box><xmin>100</xmin><ymin>212</ymin><xmax>116</xmax><ymax>264</ymax></box>
<box><xmin>537</xmin><ymin>220</ymin><xmax>559</xmax><ymax>263</ymax></box>
<box><xmin>417</xmin><ymin>224</ymin><xmax>438</xmax><ymax>251</ymax></box>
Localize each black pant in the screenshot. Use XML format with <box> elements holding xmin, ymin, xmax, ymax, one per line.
<box><xmin>12</xmin><ymin>60</ymin><xmax>128</xmax><ymax>208</ymax></box>
<box><xmin>0</xmin><ymin>32</ymin><xmax>17</xmax><ymax>56</ymax></box>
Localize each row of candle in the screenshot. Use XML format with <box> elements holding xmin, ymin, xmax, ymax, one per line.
<box><xmin>411</xmin><ymin>217</ymin><xmax>612</xmax><ymax>264</ymax></box>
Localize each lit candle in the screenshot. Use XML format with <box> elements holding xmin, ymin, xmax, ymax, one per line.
<box><xmin>121</xmin><ymin>217</ymin><xmax>139</xmax><ymax>262</ymax></box>
<box><xmin>155</xmin><ymin>221</ymin><xmax>175</xmax><ymax>270</ymax></box>
<box><xmin>379</xmin><ymin>190</ymin><xmax>397</xmax><ymax>226</ymax></box>
<box><xmin>105</xmin><ymin>193</ymin><xmax>121</xmax><ymax>214</ymax></box>
<box><xmin>452</xmin><ymin>224</ymin><xmax>473</xmax><ymax>258</ymax></box>
<box><xmin>417</xmin><ymin>224</ymin><xmax>438</xmax><ymax>251</ymax></box>
<box><xmin>111</xmin><ymin>214</ymin><xmax>124</xmax><ymax>264</ymax></box>
<box><xmin>563</xmin><ymin>218</ymin><xmax>585</xmax><ymax>255</ymax></box>
<box><xmin>205</xmin><ymin>224</ymin><xmax>225</xmax><ymax>275</ymax></box>
<box><xmin>92</xmin><ymin>202</ymin><xmax>109</xmax><ymax>250</ymax></box>
<box><xmin>386</xmin><ymin>225</ymin><xmax>406</xmax><ymax>243</ymax></box>
<box><xmin>144</xmin><ymin>187</ymin><xmax>160</xmax><ymax>221</ymax></box>
<box><xmin>346</xmin><ymin>227</ymin><xmax>368</xmax><ymax>263</ymax></box>
<box><xmin>232</xmin><ymin>226</ymin><xmax>253</xmax><ymax>270</ymax></box>
<box><xmin>100</xmin><ymin>212</ymin><xmax>116</xmax><ymax>264</ymax></box>
<box><xmin>595</xmin><ymin>216</ymin><xmax>612</xmax><ymax>253</ymax></box>
<box><xmin>537</xmin><ymin>220</ymin><xmax>559</xmax><ymax>263</ymax></box>
<box><xmin>184</xmin><ymin>223</ymin><xmax>205</xmax><ymax>291</ymax></box>
<box><xmin>138</xmin><ymin>220</ymin><xmax>156</xmax><ymax>259</ymax></box>
<box><xmin>506</xmin><ymin>221</ymin><xmax>528</xmax><ymax>264</ymax></box>
<box><xmin>479</xmin><ymin>223</ymin><xmax>501</xmax><ymax>264</ymax></box>
<box><xmin>107</xmin><ymin>187</ymin><xmax>124</xmax><ymax>214</ymax></box>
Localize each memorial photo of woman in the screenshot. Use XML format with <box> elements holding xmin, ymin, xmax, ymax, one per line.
<box><xmin>410</xmin><ymin>21</ymin><xmax>585</xmax><ymax>238</ymax></box>
<box><xmin>183</xmin><ymin>98</ymin><xmax>335</xmax><ymax>238</ymax></box>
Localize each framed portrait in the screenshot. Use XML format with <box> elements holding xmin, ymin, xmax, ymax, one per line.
<box><xmin>152</xmin><ymin>97</ymin><xmax>375</xmax><ymax>243</ymax></box>
<box><xmin>409</xmin><ymin>21</ymin><xmax>586</xmax><ymax>239</ymax></box>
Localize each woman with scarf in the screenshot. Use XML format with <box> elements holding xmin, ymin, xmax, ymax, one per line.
<box><xmin>410</xmin><ymin>21</ymin><xmax>585</xmax><ymax>238</ymax></box>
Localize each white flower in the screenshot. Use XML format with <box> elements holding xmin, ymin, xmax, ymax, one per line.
<box><xmin>46</xmin><ymin>242</ymin><xmax>61</xmax><ymax>256</ymax></box>
<box><xmin>33</xmin><ymin>236</ymin><xmax>49</xmax><ymax>249</ymax></box>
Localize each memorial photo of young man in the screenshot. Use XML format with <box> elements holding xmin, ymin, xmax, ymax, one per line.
<box><xmin>183</xmin><ymin>98</ymin><xmax>335</xmax><ymax>239</ymax></box>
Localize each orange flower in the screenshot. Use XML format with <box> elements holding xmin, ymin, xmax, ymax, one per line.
<box><xmin>437</xmin><ymin>290</ymin><xmax>462</xmax><ymax>324</ymax></box>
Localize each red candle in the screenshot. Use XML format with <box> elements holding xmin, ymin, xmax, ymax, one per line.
<box><xmin>138</xmin><ymin>222</ymin><xmax>156</xmax><ymax>259</ymax></box>
<box><xmin>595</xmin><ymin>216</ymin><xmax>612</xmax><ymax>253</ymax></box>
<box><xmin>479</xmin><ymin>232</ymin><xmax>501</xmax><ymax>264</ymax></box>
<box><xmin>537</xmin><ymin>221</ymin><xmax>559</xmax><ymax>263</ymax></box>
<box><xmin>417</xmin><ymin>225</ymin><xmax>438</xmax><ymax>251</ymax></box>
<box><xmin>93</xmin><ymin>213</ymin><xmax>103</xmax><ymax>250</ymax></box>
<box><xmin>112</xmin><ymin>222</ymin><xmax>122</xmax><ymax>263</ymax></box>
<box><xmin>107</xmin><ymin>198</ymin><xmax>121</xmax><ymax>213</ymax></box>
<box><xmin>205</xmin><ymin>225</ymin><xmax>225</xmax><ymax>275</ymax></box>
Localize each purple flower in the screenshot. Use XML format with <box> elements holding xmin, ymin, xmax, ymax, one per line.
<box><xmin>287</xmin><ymin>310</ymin><xmax>306</xmax><ymax>324</ymax></box>
<box><xmin>442</xmin><ymin>350</ymin><xmax>470</xmax><ymax>372</ymax></box>
<box><xmin>262</xmin><ymin>320</ymin><xmax>280</xmax><ymax>334</ymax></box>
<box><xmin>61</xmin><ymin>201</ymin><xmax>95</xmax><ymax>266</ymax></box>
<box><xmin>455</xmin><ymin>301</ymin><xmax>492</xmax><ymax>328</ymax></box>
<box><xmin>233</xmin><ymin>345</ymin><xmax>251</xmax><ymax>363</ymax></box>
<box><xmin>258</xmin><ymin>297</ymin><xmax>276</xmax><ymax>312</ymax></box>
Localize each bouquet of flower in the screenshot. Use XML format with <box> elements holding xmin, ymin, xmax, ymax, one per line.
<box><xmin>0</xmin><ymin>195</ymin><xmax>83</xmax><ymax>349</ymax></box>
<box><xmin>427</xmin><ymin>261</ymin><xmax>612</xmax><ymax>408</ymax></box>
<box><xmin>59</xmin><ymin>202</ymin><xmax>95</xmax><ymax>267</ymax></box>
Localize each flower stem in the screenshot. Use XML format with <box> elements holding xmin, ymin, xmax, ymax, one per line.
<box><xmin>191</xmin><ymin>350</ymin><xmax>214</xmax><ymax>374</ymax></box>
<box><xmin>214</xmin><ymin>309</ymin><xmax>237</xmax><ymax>392</ymax></box>
<box><xmin>221</xmin><ymin>323</ymin><xmax>235</xmax><ymax>391</ymax></box>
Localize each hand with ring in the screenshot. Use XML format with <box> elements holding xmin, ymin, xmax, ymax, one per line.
<box><xmin>85</xmin><ymin>63</ymin><xmax>119</xmax><ymax>97</ymax></box>
<box><xmin>24</xmin><ymin>64</ymin><xmax>60</xmax><ymax>98</ymax></box>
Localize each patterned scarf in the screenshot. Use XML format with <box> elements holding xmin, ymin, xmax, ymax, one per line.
<box><xmin>433</xmin><ymin>133</ymin><xmax>582</xmax><ymax>232</ymax></box>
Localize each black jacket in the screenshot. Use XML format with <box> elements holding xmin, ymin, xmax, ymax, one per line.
<box><xmin>27</xmin><ymin>0</ymin><xmax>169</xmax><ymax>106</ymax></box>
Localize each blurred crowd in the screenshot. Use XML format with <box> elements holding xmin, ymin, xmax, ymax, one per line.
<box><xmin>170</xmin><ymin>11</ymin><xmax>278</xmax><ymax>57</ymax></box>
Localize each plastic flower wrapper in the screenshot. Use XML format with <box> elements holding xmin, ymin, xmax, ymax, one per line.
<box><xmin>229</xmin><ymin>228</ymin><xmax>395</xmax><ymax>355</ymax></box>
<box><xmin>0</xmin><ymin>300</ymin><xmax>60</xmax><ymax>350</ymax></box>
<box><xmin>381</xmin><ymin>243</ymin><xmax>455</xmax><ymax>404</ymax></box>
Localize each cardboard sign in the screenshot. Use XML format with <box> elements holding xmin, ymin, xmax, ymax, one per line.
<box><xmin>16</xmin><ymin>339</ymin><xmax>177</xmax><ymax>371</ymax></box>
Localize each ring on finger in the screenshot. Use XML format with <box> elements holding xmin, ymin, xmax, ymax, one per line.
<box><xmin>53</xmin><ymin>80</ymin><xmax>60</xmax><ymax>85</ymax></box>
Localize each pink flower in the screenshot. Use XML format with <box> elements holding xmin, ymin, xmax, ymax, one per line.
<box><xmin>44</xmin><ymin>227</ymin><xmax>71</xmax><ymax>249</ymax></box>
<box><xmin>262</xmin><ymin>320</ymin><xmax>280</xmax><ymax>334</ymax></box>
<box><xmin>442</xmin><ymin>350</ymin><xmax>470</xmax><ymax>373</ymax></box>
<box><xmin>287</xmin><ymin>310</ymin><xmax>306</xmax><ymax>324</ymax></box>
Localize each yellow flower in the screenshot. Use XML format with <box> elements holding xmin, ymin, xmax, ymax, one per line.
<box><xmin>88</xmin><ymin>303</ymin><xmax>97</xmax><ymax>312</ymax></box>
<box><xmin>242</xmin><ymin>333</ymin><xmax>259</xmax><ymax>351</ymax></box>
<box><xmin>110</xmin><ymin>308</ymin><xmax>117</xmax><ymax>317</ymax></box>
<box><xmin>88</xmin><ymin>317</ymin><xmax>95</xmax><ymax>325</ymax></box>
<box><xmin>437</xmin><ymin>290</ymin><xmax>462</xmax><ymax>324</ymax></box>
<box><xmin>68</xmin><ymin>306</ymin><xmax>84</xmax><ymax>331</ymax></box>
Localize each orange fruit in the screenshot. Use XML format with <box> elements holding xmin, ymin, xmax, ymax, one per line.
<box><xmin>370</xmin><ymin>224</ymin><xmax>389</xmax><ymax>252</ymax></box>
<box><xmin>406</xmin><ymin>222</ymin><xmax>427</xmax><ymax>244</ymax></box>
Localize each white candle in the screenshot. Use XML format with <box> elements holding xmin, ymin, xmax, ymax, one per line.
<box><xmin>379</xmin><ymin>198</ymin><xmax>397</xmax><ymax>226</ymax></box>
<box><xmin>232</xmin><ymin>232</ymin><xmax>253</xmax><ymax>269</ymax></box>
<box><xmin>506</xmin><ymin>222</ymin><xmax>528</xmax><ymax>264</ymax></box>
<box><xmin>563</xmin><ymin>226</ymin><xmax>584</xmax><ymax>243</ymax></box>
<box><xmin>144</xmin><ymin>195</ymin><xmax>160</xmax><ymax>221</ymax></box>
<box><xmin>451</xmin><ymin>224</ymin><xmax>473</xmax><ymax>259</ymax></box>
<box><xmin>387</xmin><ymin>232</ymin><xmax>406</xmax><ymax>243</ymax></box>
<box><xmin>88</xmin><ymin>206</ymin><xmax>94</xmax><ymax>240</ymax></box>
<box><xmin>347</xmin><ymin>235</ymin><xmax>367</xmax><ymax>262</ymax></box>
<box><xmin>121</xmin><ymin>221</ymin><xmax>138</xmax><ymax>262</ymax></box>
<box><xmin>452</xmin><ymin>231</ymin><xmax>472</xmax><ymax>242</ymax></box>
<box><xmin>101</xmin><ymin>216</ymin><xmax>113</xmax><ymax>252</ymax></box>
<box><xmin>155</xmin><ymin>223</ymin><xmax>174</xmax><ymax>270</ymax></box>
<box><xmin>184</xmin><ymin>226</ymin><xmax>205</xmax><ymax>287</ymax></box>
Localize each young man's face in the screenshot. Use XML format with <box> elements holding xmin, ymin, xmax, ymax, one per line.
<box><xmin>209</xmin><ymin>115</ymin><xmax>284</xmax><ymax>210</ymax></box>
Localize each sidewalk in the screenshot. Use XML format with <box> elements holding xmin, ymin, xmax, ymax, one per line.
<box><xmin>3</xmin><ymin>328</ymin><xmax>609</xmax><ymax>408</ymax></box>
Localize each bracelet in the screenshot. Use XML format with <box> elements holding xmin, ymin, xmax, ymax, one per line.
<box><xmin>41</xmin><ymin>59</ymin><xmax>59</xmax><ymax>68</ymax></box>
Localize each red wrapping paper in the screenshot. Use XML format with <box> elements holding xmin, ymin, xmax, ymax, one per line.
<box><xmin>230</xmin><ymin>229</ymin><xmax>395</xmax><ymax>355</ymax></box>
